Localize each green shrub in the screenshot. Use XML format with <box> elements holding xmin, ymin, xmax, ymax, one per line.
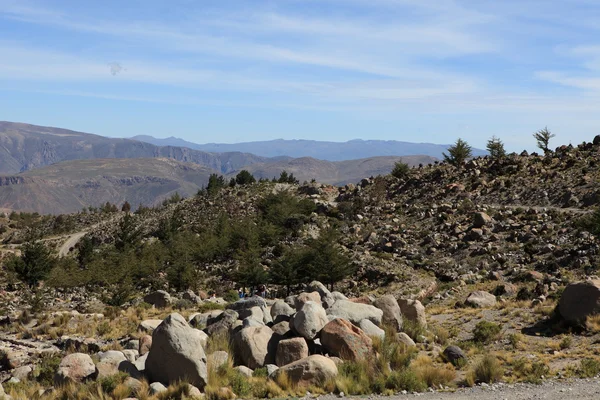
<box><xmin>99</xmin><ymin>371</ymin><xmax>129</xmax><ymax>394</ymax></box>
<box><xmin>223</xmin><ymin>290</ymin><xmax>239</xmax><ymax>303</ymax></box>
<box><xmin>402</xmin><ymin>320</ymin><xmax>428</xmax><ymax>341</ymax></box>
<box><xmin>35</xmin><ymin>354</ymin><xmax>62</xmax><ymax>386</ymax></box>
<box><xmin>472</xmin><ymin>321</ymin><xmax>502</xmax><ymax>344</ymax></box>
<box><xmin>578</xmin><ymin>358</ymin><xmax>600</xmax><ymax>378</ymax></box>
<box><xmin>386</xmin><ymin>369</ymin><xmax>427</xmax><ymax>393</ymax></box>
<box><xmin>391</xmin><ymin>161</ymin><xmax>410</xmax><ymax>179</ymax></box>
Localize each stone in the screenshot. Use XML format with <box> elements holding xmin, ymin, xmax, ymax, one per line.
<box><xmin>465</xmin><ymin>291</ymin><xmax>497</xmax><ymax>308</ymax></box>
<box><xmin>359</xmin><ymin>319</ymin><xmax>385</xmax><ymax>340</ymax></box>
<box><xmin>308</xmin><ymin>281</ymin><xmax>336</xmax><ymax>308</ymax></box>
<box><xmin>373</xmin><ymin>295</ymin><xmax>403</xmax><ymax>331</ymax></box>
<box><xmin>189</xmin><ymin>310</ymin><xmax>223</xmax><ymax>329</ymax></box>
<box><xmin>558</xmin><ymin>280</ymin><xmax>600</xmax><ymax>324</ymax></box>
<box><xmin>187</xmin><ymin>384</ymin><xmax>202</xmax><ymax>397</ymax></box>
<box><xmin>276</xmin><ymin>337</ymin><xmax>309</xmax><ymax>367</ymax></box>
<box><xmin>398</xmin><ymin>298</ymin><xmax>427</xmax><ymax>327</ymax></box>
<box><xmin>12</xmin><ymin>365</ymin><xmax>32</xmax><ymax>381</ymax></box>
<box><xmin>243</xmin><ymin>317</ymin><xmax>264</xmax><ymax>328</ymax></box>
<box><xmin>326</xmin><ymin>300</ymin><xmax>383</xmax><ymax>326</ymax></box>
<box><xmin>396</xmin><ymin>332</ymin><xmax>416</xmax><ymax>347</ymax></box>
<box><xmin>294</xmin><ymin>292</ymin><xmax>322</xmax><ymax>311</ymax></box>
<box><xmin>55</xmin><ymin>353</ymin><xmax>97</xmax><ymax>385</ymax></box>
<box><xmin>228</xmin><ymin>297</ymin><xmax>267</xmax><ymax>312</ymax></box>
<box><xmin>144</xmin><ymin>290</ymin><xmax>171</xmax><ymax>308</ymax></box>
<box><xmin>139</xmin><ymin>334</ymin><xmax>152</xmax><ymax>355</ymax></box>
<box><xmin>96</xmin><ymin>351</ymin><xmax>127</xmax><ymax>378</ymax></box>
<box><xmin>122</xmin><ymin>350</ymin><xmax>138</xmax><ymax>362</ymax></box>
<box><xmin>138</xmin><ymin>320</ymin><xmax>163</xmax><ymax>334</ymax></box>
<box><xmin>292</xmin><ymin>301</ymin><xmax>329</xmax><ymax>340</ymax></box>
<box><xmin>271</xmin><ymin>321</ymin><xmax>292</xmax><ymax>337</ymax></box>
<box><xmin>443</xmin><ymin>345</ymin><xmax>467</xmax><ymax>366</ymax></box>
<box><xmin>238</xmin><ymin>306</ymin><xmax>264</xmax><ymax>322</ymax></box>
<box><xmin>124</xmin><ymin>377</ymin><xmax>143</xmax><ymax>392</ymax></box>
<box><xmin>234</xmin><ymin>365</ymin><xmax>254</xmax><ymax>377</ymax></box>
<box><xmin>473</xmin><ymin>212</ymin><xmax>493</xmax><ymax>228</ymax></box>
<box><xmin>124</xmin><ymin>340</ymin><xmax>139</xmax><ymax>350</ymax></box>
<box><xmin>331</xmin><ymin>292</ymin><xmax>348</xmax><ymax>302</ymax></box>
<box><xmin>206</xmin><ymin>310</ymin><xmax>239</xmax><ymax>337</ymax></box>
<box><xmin>182</xmin><ymin>290</ymin><xmax>203</xmax><ymax>304</ymax></box>
<box><xmin>273</xmin><ymin>355</ymin><xmax>338</xmax><ymax>387</ymax></box>
<box><xmin>145</xmin><ymin>313</ymin><xmax>208</xmax><ymax>389</ymax></box>
<box><xmin>233</xmin><ymin>326</ymin><xmax>276</xmax><ymax>369</ymax></box>
<box><xmin>209</xmin><ymin>351</ymin><xmax>229</xmax><ymax>370</ymax></box>
<box><xmin>266</xmin><ymin>364</ymin><xmax>279</xmax><ymax>376</ymax></box>
<box><xmin>149</xmin><ymin>382</ymin><xmax>167</xmax><ymax>394</ymax></box>
<box><xmin>270</xmin><ymin>301</ymin><xmax>295</xmax><ymax>322</ymax></box>
<box><xmin>320</xmin><ymin>318</ymin><xmax>374</xmax><ymax>361</ymax></box>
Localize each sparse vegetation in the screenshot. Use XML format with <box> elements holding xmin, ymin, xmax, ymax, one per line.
<box><xmin>443</xmin><ymin>138</ymin><xmax>472</xmax><ymax>167</ymax></box>
<box><xmin>533</xmin><ymin>126</ymin><xmax>555</xmax><ymax>153</ymax></box>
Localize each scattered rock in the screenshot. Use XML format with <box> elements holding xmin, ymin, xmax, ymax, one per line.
<box><xmin>143</xmin><ymin>290</ymin><xmax>171</xmax><ymax>308</ymax></box>
<box><xmin>55</xmin><ymin>353</ymin><xmax>97</xmax><ymax>385</ymax></box>
<box><xmin>465</xmin><ymin>291</ymin><xmax>497</xmax><ymax>308</ymax></box>
<box><xmin>558</xmin><ymin>280</ymin><xmax>600</xmax><ymax>323</ymax></box>
<box><xmin>320</xmin><ymin>318</ymin><xmax>374</xmax><ymax>361</ymax></box>
<box><xmin>443</xmin><ymin>345</ymin><xmax>467</xmax><ymax>366</ymax></box>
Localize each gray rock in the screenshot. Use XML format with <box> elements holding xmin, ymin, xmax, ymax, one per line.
<box><xmin>359</xmin><ymin>319</ymin><xmax>385</xmax><ymax>340</ymax></box>
<box><xmin>465</xmin><ymin>291</ymin><xmax>497</xmax><ymax>308</ymax></box>
<box><xmin>233</xmin><ymin>326</ymin><xmax>276</xmax><ymax>369</ymax></box>
<box><xmin>55</xmin><ymin>353</ymin><xmax>97</xmax><ymax>385</ymax></box>
<box><xmin>234</xmin><ymin>365</ymin><xmax>254</xmax><ymax>377</ymax></box>
<box><xmin>398</xmin><ymin>299</ymin><xmax>427</xmax><ymax>327</ymax></box>
<box><xmin>308</xmin><ymin>281</ymin><xmax>336</xmax><ymax>309</ymax></box>
<box><xmin>443</xmin><ymin>345</ymin><xmax>467</xmax><ymax>366</ymax></box>
<box><xmin>294</xmin><ymin>292</ymin><xmax>322</xmax><ymax>311</ymax></box>
<box><xmin>292</xmin><ymin>301</ymin><xmax>328</xmax><ymax>340</ymax></box>
<box><xmin>373</xmin><ymin>295</ymin><xmax>403</xmax><ymax>331</ymax></box>
<box><xmin>149</xmin><ymin>382</ymin><xmax>167</xmax><ymax>394</ymax></box>
<box><xmin>396</xmin><ymin>332</ymin><xmax>416</xmax><ymax>347</ymax></box>
<box><xmin>138</xmin><ymin>319</ymin><xmax>163</xmax><ymax>334</ymax></box>
<box><xmin>144</xmin><ymin>290</ymin><xmax>171</xmax><ymax>308</ymax></box>
<box><xmin>208</xmin><ymin>351</ymin><xmax>229</xmax><ymax>370</ymax></box>
<box><xmin>145</xmin><ymin>313</ymin><xmax>208</xmax><ymax>389</ymax></box>
<box><xmin>326</xmin><ymin>300</ymin><xmax>383</xmax><ymax>326</ymax></box>
<box><xmin>206</xmin><ymin>310</ymin><xmax>239</xmax><ymax>337</ymax></box>
<box><xmin>473</xmin><ymin>212</ymin><xmax>493</xmax><ymax>228</ymax></box>
<box><xmin>189</xmin><ymin>310</ymin><xmax>223</xmax><ymax>329</ymax></box>
<box><xmin>270</xmin><ymin>300</ymin><xmax>295</xmax><ymax>321</ymax></box>
<box><xmin>238</xmin><ymin>306</ymin><xmax>264</xmax><ymax>322</ymax></box>
<box><xmin>559</xmin><ymin>280</ymin><xmax>600</xmax><ymax>323</ymax></box>
<box><xmin>273</xmin><ymin>355</ymin><xmax>338</xmax><ymax>387</ymax></box>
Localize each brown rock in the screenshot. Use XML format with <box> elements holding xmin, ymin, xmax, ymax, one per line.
<box><xmin>139</xmin><ymin>335</ymin><xmax>152</xmax><ymax>356</ymax></box>
<box><xmin>294</xmin><ymin>292</ymin><xmax>321</xmax><ymax>311</ymax></box>
<box><xmin>320</xmin><ymin>318</ymin><xmax>373</xmax><ymax>361</ymax></box>
<box><xmin>276</xmin><ymin>337</ymin><xmax>309</xmax><ymax>367</ymax></box>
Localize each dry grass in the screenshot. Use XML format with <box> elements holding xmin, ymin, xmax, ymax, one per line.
<box><xmin>586</xmin><ymin>314</ymin><xmax>600</xmax><ymax>333</ymax></box>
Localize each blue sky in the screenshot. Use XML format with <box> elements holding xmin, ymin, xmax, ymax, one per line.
<box><xmin>1</xmin><ymin>0</ymin><xmax>599</xmax><ymax>151</ymax></box>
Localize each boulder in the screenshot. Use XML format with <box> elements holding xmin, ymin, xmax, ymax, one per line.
<box><xmin>276</xmin><ymin>337</ymin><xmax>309</xmax><ymax>367</ymax></box>
<box><xmin>209</xmin><ymin>351</ymin><xmax>229</xmax><ymax>370</ymax></box>
<box><xmin>443</xmin><ymin>345</ymin><xmax>467</xmax><ymax>366</ymax></box>
<box><xmin>138</xmin><ymin>320</ymin><xmax>162</xmax><ymax>334</ymax></box>
<box><xmin>234</xmin><ymin>365</ymin><xmax>254</xmax><ymax>377</ymax></box>
<box><xmin>465</xmin><ymin>291</ymin><xmax>497</xmax><ymax>308</ymax></box>
<box><xmin>273</xmin><ymin>355</ymin><xmax>337</xmax><ymax>387</ymax></box>
<box><xmin>396</xmin><ymin>332</ymin><xmax>416</xmax><ymax>347</ymax></box>
<box><xmin>12</xmin><ymin>366</ymin><xmax>32</xmax><ymax>381</ymax></box>
<box><xmin>238</xmin><ymin>306</ymin><xmax>264</xmax><ymax>322</ymax></box>
<box><xmin>243</xmin><ymin>317</ymin><xmax>264</xmax><ymax>328</ymax></box>
<box><xmin>228</xmin><ymin>297</ymin><xmax>267</xmax><ymax>312</ymax></box>
<box><xmin>558</xmin><ymin>280</ymin><xmax>600</xmax><ymax>323</ymax></box>
<box><xmin>143</xmin><ymin>290</ymin><xmax>171</xmax><ymax>308</ymax></box>
<box><xmin>294</xmin><ymin>292</ymin><xmax>322</xmax><ymax>311</ymax></box>
<box><xmin>233</xmin><ymin>326</ymin><xmax>276</xmax><ymax>369</ymax></box>
<box><xmin>320</xmin><ymin>318</ymin><xmax>373</xmax><ymax>361</ymax></box>
<box><xmin>145</xmin><ymin>313</ymin><xmax>208</xmax><ymax>389</ymax></box>
<box><xmin>55</xmin><ymin>353</ymin><xmax>97</xmax><ymax>385</ymax></box>
<box><xmin>326</xmin><ymin>300</ymin><xmax>383</xmax><ymax>326</ymax></box>
<box><xmin>473</xmin><ymin>212</ymin><xmax>493</xmax><ymax>228</ymax></box>
<box><xmin>96</xmin><ymin>351</ymin><xmax>127</xmax><ymax>378</ymax></box>
<box><xmin>398</xmin><ymin>299</ymin><xmax>427</xmax><ymax>327</ymax></box>
<box><xmin>359</xmin><ymin>319</ymin><xmax>385</xmax><ymax>340</ymax></box>
<box><xmin>308</xmin><ymin>281</ymin><xmax>335</xmax><ymax>308</ymax></box>
<box><xmin>149</xmin><ymin>382</ymin><xmax>168</xmax><ymax>394</ymax></box>
<box><xmin>270</xmin><ymin>301</ymin><xmax>295</xmax><ymax>322</ymax></box>
<box><xmin>271</xmin><ymin>321</ymin><xmax>292</xmax><ymax>337</ymax></box>
<box><xmin>331</xmin><ymin>292</ymin><xmax>348</xmax><ymax>302</ymax></box>
<box><xmin>122</xmin><ymin>350</ymin><xmax>138</xmax><ymax>362</ymax></box>
<box><xmin>292</xmin><ymin>301</ymin><xmax>328</xmax><ymax>340</ymax></box>
<box><xmin>182</xmin><ymin>290</ymin><xmax>203</xmax><ymax>304</ymax></box>
<box><xmin>189</xmin><ymin>310</ymin><xmax>223</xmax><ymax>329</ymax></box>
<box><xmin>373</xmin><ymin>295</ymin><xmax>403</xmax><ymax>331</ymax></box>
<box><xmin>139</xmin><ymin>334</ymin><xmax>152</xmax><ymax>356</ymax></box>
<box><xmin>206</xmin><ymin>310</ymin><xmax>239</xmax><ymax>337</ymax></box>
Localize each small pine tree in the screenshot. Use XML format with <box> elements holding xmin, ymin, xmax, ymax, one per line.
<box><xmin>7</xmin><ymin>241</ymin><xmax>56</xmax><ymax>287</ymax></box>
<box><xmin>235</xmin><ymin>170</ymin><xmax>256</xmax><ymax>185</ymax></box>
<box><xmin>533</xmin><ymin>127</ymin><xmax>555</xmax><ymax>153</ymax></box>
<box><xmin>391</xmin><ymin>161</ymin><xmax>410</xmax><ymax>178</ymax></box>
<box><xmin>115</xmin><ymin>213</ymin><xmax>141</xmax><ymax>251</ymax></box>
<box><xmin>486</xmin><ymin>136</ymin><xmax>506</xmax><ymax>159</ymax></box>
<box><xmin>121</xmin><ymin>201</ymin><xmax>131</xmax><ymax>213</ymax></box>
<box><xmin>443</xmin><ymin>138</ymin><xmax>473</xmax><ymax>167</ymax></box>
<box><xmin>206</xmin><ymin>174</ymin><xmax>226</xmax><ymax>195</ymax></box>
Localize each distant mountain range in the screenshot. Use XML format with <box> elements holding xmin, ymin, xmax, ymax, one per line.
<box><xmin>0</xmin><ymin>121</ymin><xmax>455</xmax><ymax>213</ymax></box>
<box><xmin>130</xmin><ymin>136</ymin><xmax>487</xmax><ymax>161</ymax></box>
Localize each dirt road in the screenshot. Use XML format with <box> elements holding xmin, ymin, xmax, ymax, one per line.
<box><xmin>57</xmin><ymin>231</ymin><xmax>87</xmax><ymax>257</ymax></box>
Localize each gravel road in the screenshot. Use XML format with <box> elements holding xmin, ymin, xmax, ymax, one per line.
<box><xmin>317</xmin><ymin>379</ymin><xmax>600</xmax><ymax>400</ymax></box>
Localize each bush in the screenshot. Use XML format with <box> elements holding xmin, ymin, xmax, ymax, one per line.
<box><xmin>34</xmin><ymin>354</ymin><xmax>62</xmax><ymax>386</ymax></box>
<box><xmin>7</xmin><ymin>241</ymin><xmax>56</xmax><ymax>287</ymax></box>
<box><xmin>443</xmin><ymin>138</ymin><xmax>472</xmax><ymax>167</ymax></box>
<box><xmin>391</xmin><ymin>161</ymin><xmax>410</xmax><ymax>179</ymax></box>
<box><xmin>578</xmin><ymin>358</ymin><xmax>600</xmax><ymax>378</ymax></box>
<box><xmin>472</xmin><ymin>321</ymin><xmax>502</xmax><ymax>344</ymax></box>
<box><xmin>470</xmin><ymin>354</ymin><xmax>503</xmax><ymax>384</ymax></box>
<box><xmin>385</xmin><ymin>369</ymin><xmax>427</xmax><ymax>393</ymax></box>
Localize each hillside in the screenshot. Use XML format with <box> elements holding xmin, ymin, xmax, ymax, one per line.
<box><xmin>0</xmin><ymin>121</ymin><xmax>268</xmax><ymax>175</ymax></box>
<box><xmin>0</xmin><ymin>158</ymin><xmax>215</xmax><ymax>214</ymax></box>
<box><xmin>131</xmin><ymin>136</ymin><xmax>488</xmax><ymax>161</ymax></box>
<box><xmin>234</xmin><ymin>155</ymin><xmax>437</xmax><ymax>186</ymax></box>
